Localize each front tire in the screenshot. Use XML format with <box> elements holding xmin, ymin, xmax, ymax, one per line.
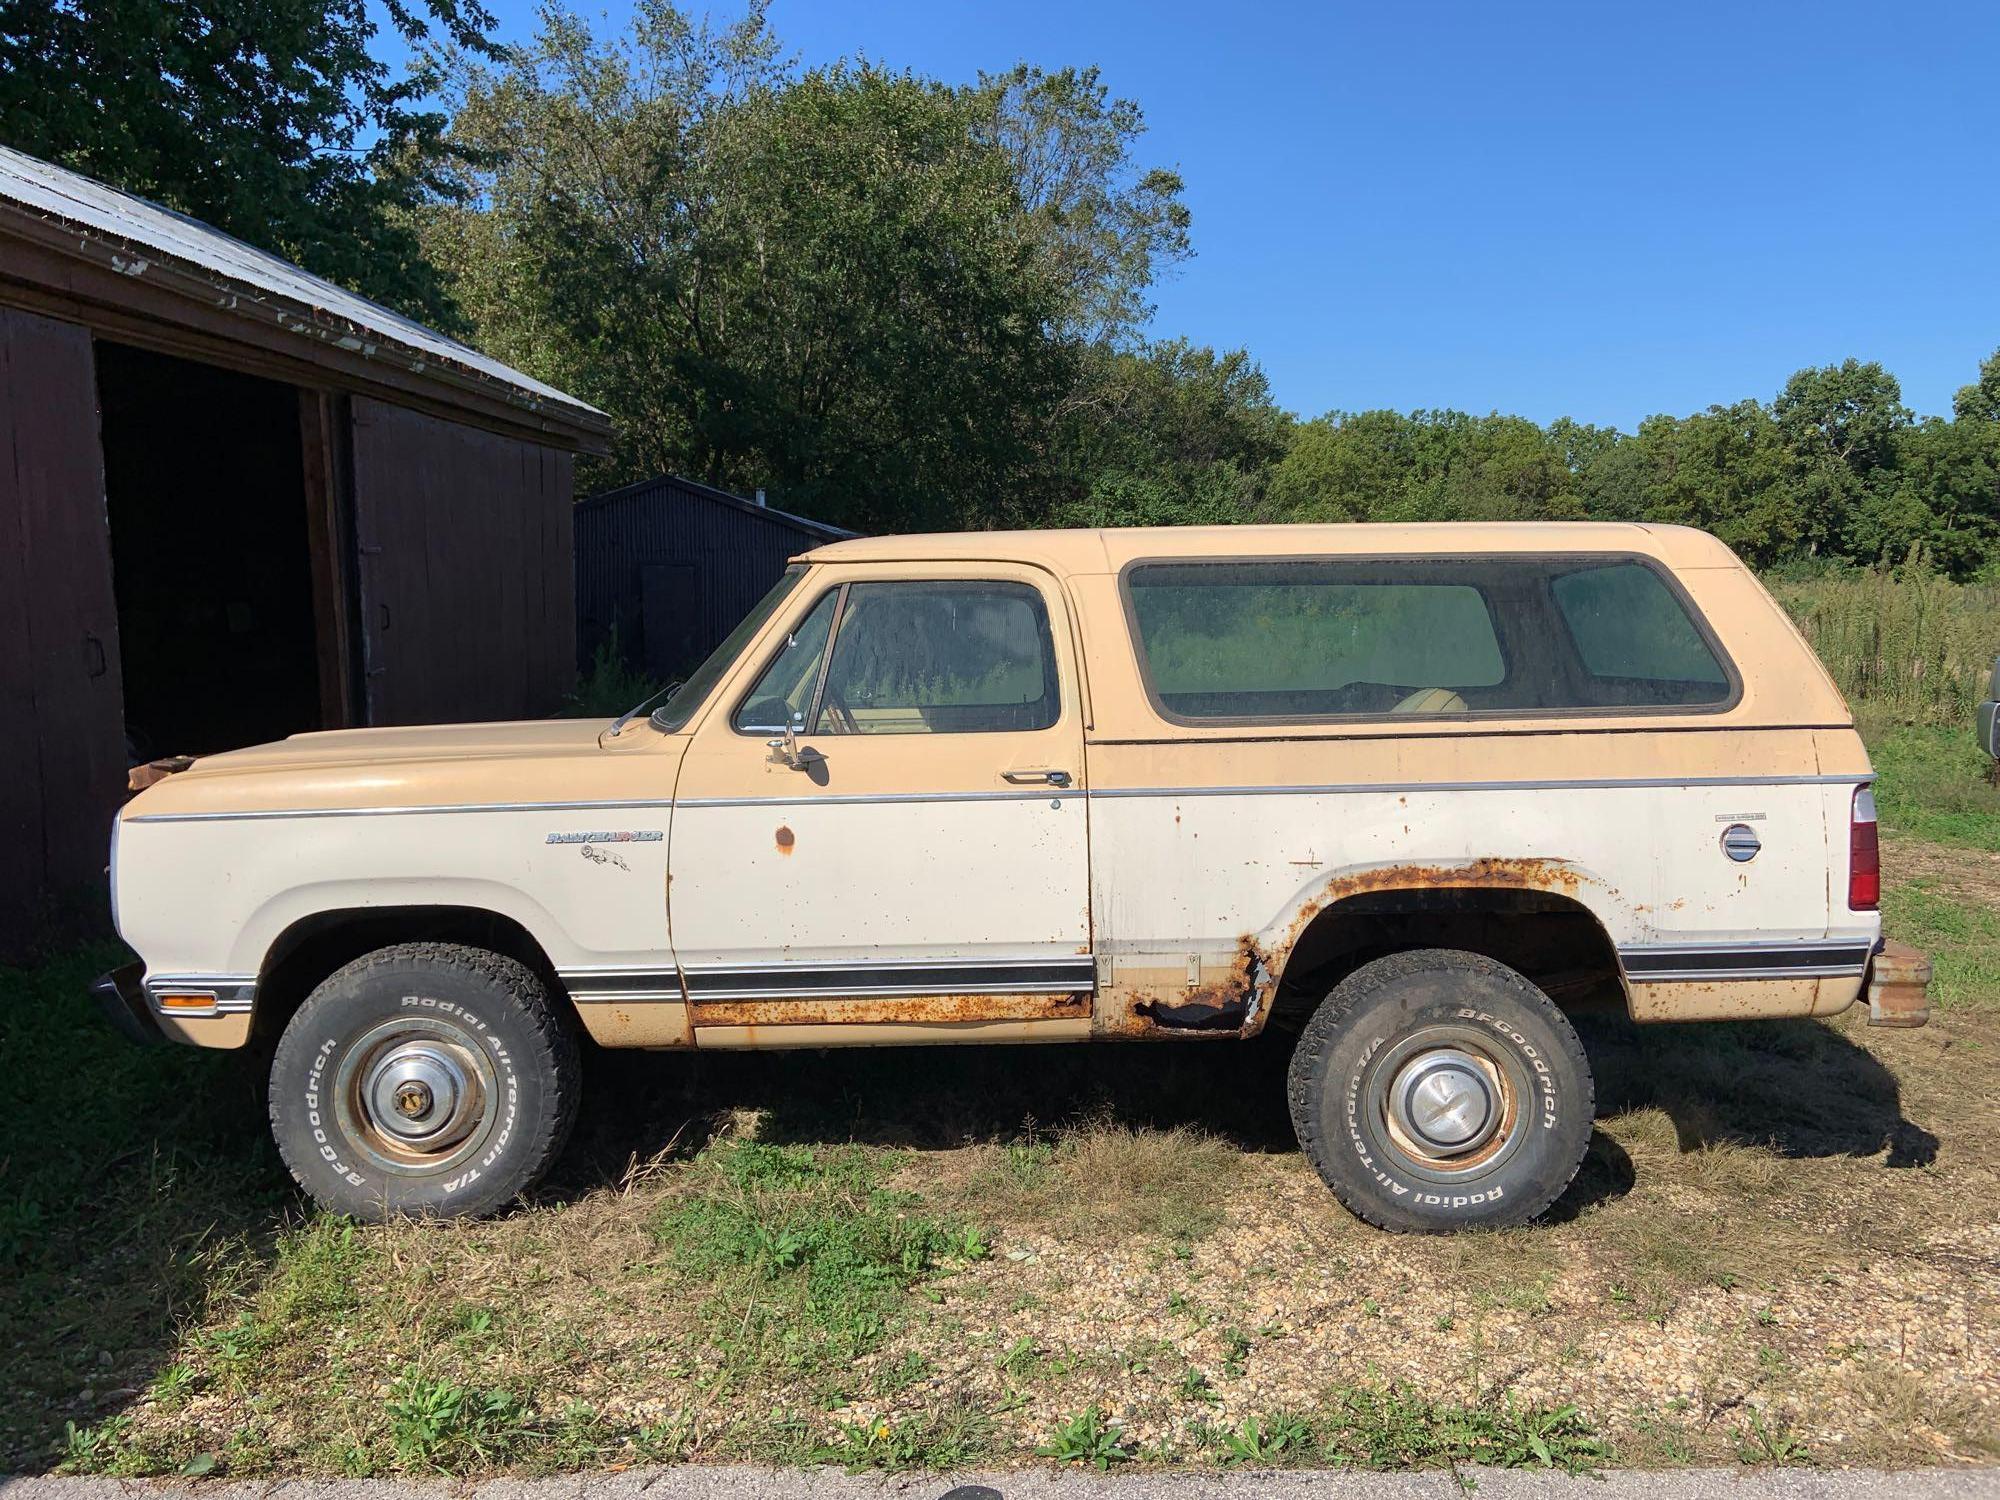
<box><xmin>268</xmin><ymin>943</ymin><xmax>579</xmax><ymax>1220</ymax></box>
<box><xmin>1287</xmin><ymin>949</ymin><xmax>1593</xmax><ymax>1233</ymax></box>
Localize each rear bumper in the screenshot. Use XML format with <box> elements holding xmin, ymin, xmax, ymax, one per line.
<box><xmin>91</xmin><ymin>962</ymin><xmax>165</xmax><ymax>1046</ymax></box>
<box><xmin>1865</xmin><ymin>939</ymin><xmax>1932</xmax><ymax>1028</ymax></box>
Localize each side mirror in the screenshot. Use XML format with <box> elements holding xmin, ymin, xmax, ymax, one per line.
<box><xmin>765</xmin><ymin>719</ymin><xmax>824</xmax><ymax>771</ymax></box>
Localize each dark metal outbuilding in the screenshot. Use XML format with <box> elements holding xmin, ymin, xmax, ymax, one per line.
<box><xmin>0</xmin><ymin>146</ymin><xmax>611</xmax><ymax>955</ymax></box>
<box><xmin>575</xmin><ymin>474</ymin><xmax>854</xmax><ymax>682</ymax></box>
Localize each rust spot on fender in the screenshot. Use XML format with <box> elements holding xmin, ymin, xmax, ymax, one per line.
<box><xmin>1095</xmin><ymin>857</ymin><xmax>1595</xmax><ymax>1044</ymax></box>
<box><xmin>690</xmin><ymin>992</ymin><xmax>1088</xmax><ymax>1028</ymax></box>
<box><xmin>1277</xmin><ymin>856</ymin><xmax>1590</xmax><ymax>953</ymax></box>
<box><xmin>775</xmin><ymin>825</ymin><xmax>795</xmax><ymax>854</ymax></box>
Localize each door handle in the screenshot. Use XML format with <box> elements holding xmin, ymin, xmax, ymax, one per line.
<box><xmin>1003</xmin><ymin>768</ymin><xmax>1072</xmax><ymax>788</ymax></box>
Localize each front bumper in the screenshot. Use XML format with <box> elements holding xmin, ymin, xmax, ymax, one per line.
<box><xmin>1865</xmin><ymin>939</ymin><xmax>1932</xmax><ymax>1028</ymax></box>
<box><xmin>91</xmin><ymin>962</ymin><xmax>165</xmax><ymax>1046</ymax></box>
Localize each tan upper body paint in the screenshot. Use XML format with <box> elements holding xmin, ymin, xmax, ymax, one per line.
<box><xmin>113</xmin><ymin>522</ymin><xmax>1878</xmax><ymax>1048</ymax></box>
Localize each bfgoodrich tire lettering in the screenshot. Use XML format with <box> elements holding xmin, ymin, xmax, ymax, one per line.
<box><xmin>268</xmin><ymin>943</ymin><xmax>579</xmax><ymax>1220</ymax></box>
<box><xmin>1287</xmin><ymin>949</ymin><xmax>1593</xmax><ymax>1233</ymax></box>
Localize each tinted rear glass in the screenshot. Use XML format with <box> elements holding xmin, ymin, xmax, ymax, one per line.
<box><xmin>1123</xmin><ymin>555</ymin><xmax>1734</xmax><ymax>721</ymax></box>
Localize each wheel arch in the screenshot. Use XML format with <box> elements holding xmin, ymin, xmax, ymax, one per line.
<box><xmin>1258</xmin><ymin>858</ymin><xmax>1634</xmax><ymax>1028</ymax></box>
<box><xmin>250</xmin><ymin>904</ymin><xmax>571</xmax><ymax>1045</ymax></box>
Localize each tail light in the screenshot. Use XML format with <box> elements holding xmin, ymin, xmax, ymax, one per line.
<box><xmin>1849</xmin><ymin>786</ymin><xmax>1880</xmax><ymax>911</ymax></box>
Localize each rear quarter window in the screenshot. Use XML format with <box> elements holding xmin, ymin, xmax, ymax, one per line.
<box><xmin>1122</xmin><ymin>554</ymin><xmax>1737</xmax><ymax>723</ymax></box>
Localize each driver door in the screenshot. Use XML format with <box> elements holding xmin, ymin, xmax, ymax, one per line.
<box><xmin>666</xmin><ymin>561</ymin><xmax>1093</xmax><ymax>1040</ymax></box>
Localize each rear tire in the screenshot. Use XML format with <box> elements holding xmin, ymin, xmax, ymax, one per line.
<box><xmin>268</xmin><ymin>942</ymin><xmax>579</xmax><ymax>1220</ymax></box>
<box><xmin>1287</xmin><ymin>948</ymin><xmax>1592</xmax><ymax>1233</ymax></box>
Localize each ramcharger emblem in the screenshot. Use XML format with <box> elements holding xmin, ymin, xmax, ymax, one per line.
<box><xmin>545</xmin><ymin>830</ymin><xmax>663</xmax><ymax>844</ymax></box>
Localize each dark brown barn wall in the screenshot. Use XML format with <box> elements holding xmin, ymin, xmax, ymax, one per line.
<box><xmin>0</xmin><ymin>307</ymin><xmax>126</xmax><ymax>947</ymax></box>
<box><xmin>349</xmin><ymin>397</ymin><xmax>574</xmax><ymax>727</ymax></box>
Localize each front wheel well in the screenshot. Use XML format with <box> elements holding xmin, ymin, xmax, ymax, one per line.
<box><xmin>251</xmin><ymin>907</ymin><xmax>567</xmax><ymax>1045</ymax></box>
<box><xmin>1269</xmin><ymin>886</ymin><xmax>1627</xmax><ymax>1025</ymax></box>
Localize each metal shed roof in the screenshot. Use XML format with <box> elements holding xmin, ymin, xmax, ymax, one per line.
<box><xmin>0</xmin><ymin>145</ymin><xmax>607</xmax><ymax>440</ymax></box>
<box><xmin>577</xmin><ymin>472</ymin><xmax>857</xmax><ymax>542</ymax></box>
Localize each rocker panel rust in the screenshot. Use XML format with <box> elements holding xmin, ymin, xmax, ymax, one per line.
<box><xmin>689</xmin><ymin>991</ymin><xmax>1090</xmax><ymax>1028</ymax></box>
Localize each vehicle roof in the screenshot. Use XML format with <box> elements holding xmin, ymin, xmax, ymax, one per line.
<box><xmin>800</xmin><ymin>521</ymin><xmax>1742</xmax><ymax>573</ymax></box>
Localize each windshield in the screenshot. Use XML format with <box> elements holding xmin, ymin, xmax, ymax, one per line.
<box><xmin>646</xmin><ymin>564</ymin><xmax>808</xmax><ymax>732</ymax></box>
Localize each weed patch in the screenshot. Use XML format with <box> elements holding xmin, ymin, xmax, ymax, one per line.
<box><xmin>948</xmin><ymin>1119</ymin><xmax>1234</xmax><ymax>1244</ymax></box>
<box><xmin>651</xmin><ymin>1140</ymin><xmax>988</xmax><ymax>1385</ymax></box>
<box><xmin>1317</xmin><ymin>1388</ymin><xmax>1609</xmax><ymax>1473</ymax></box>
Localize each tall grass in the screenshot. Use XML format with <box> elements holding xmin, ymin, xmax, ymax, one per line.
<box><xmin>1769</xmin><ymin>567</ymin><xmax>2000</xmax><ymax>726</ymax></box>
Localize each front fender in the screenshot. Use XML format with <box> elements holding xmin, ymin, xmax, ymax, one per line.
<box><xmin>230</xmin><ymin>875</ymin><xmax>578</xmax><ymax>979</ymax></box>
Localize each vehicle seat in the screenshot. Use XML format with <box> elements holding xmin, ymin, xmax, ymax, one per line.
<box><xmin>1391</xmin><ymin>687</ymin><xmax>1469</xmax><ymax>714</ymax></box>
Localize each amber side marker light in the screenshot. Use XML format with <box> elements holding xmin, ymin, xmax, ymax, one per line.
<box><xmin>157</xmin><ymin>993</ymin><xmax>217</xmax><ymax>1011</ymax></box>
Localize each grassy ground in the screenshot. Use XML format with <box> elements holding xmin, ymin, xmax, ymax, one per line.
<box><xmin>4</xmin><ymin>733</ymin><xmax>1997</xmax><ymax>1480</ymax></box>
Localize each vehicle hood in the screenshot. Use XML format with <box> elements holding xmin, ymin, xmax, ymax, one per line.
<box><xmin>119</xmin><ymin>715</ymin><xmax>685</xmax><ymax>824</ymax></box>
<box><xmin>181</xmin><ymin>719</ymin><xmax>614</xmax><ymax>778</ymax></box>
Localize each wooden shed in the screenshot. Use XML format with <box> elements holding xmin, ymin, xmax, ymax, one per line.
<box><xmin>575</xmin><ymin>474</ymin><xmax>854</xmax><ymax>682</ymax></box>
<box><xmin>0</xmin><ymin>145</ymin><xmax>611</xmax><ymax>953</ymax></box>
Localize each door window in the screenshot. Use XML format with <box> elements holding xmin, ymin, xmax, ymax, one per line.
<box><xmin>733</xmin><ymin>579</ymin><xmax>1061</xmax><ymax>736</ymax></box>
<box><xmin>733</xmin><ymin>588</ymin><xmax>839</xmax><ymax>733</ymax></box>
<box><xmin>818</xmin><ymin>581</ymin><xmax>1058</xmax><ymax>734</ymax></box>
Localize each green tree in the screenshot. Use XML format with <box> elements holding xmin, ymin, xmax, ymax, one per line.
<box><xmin>1881</xmin><ymin>418</ymin><xmax>2000</xmax><ymax>576</ymax></box>
<box><xmin>1044</xmin><ymin>340</ymin><xmax>1288</xmax><ymax>526</ymax></box>
<box><xmin>0</xmin><ymin>0</ymin><xmax>499</xmax><ymax>323</ymax></box>
<box><xmin>1772</xmin><ymin>359</ymin><xmax>1911</xmax><ymax>557</ymax></box>
<box><xmin>423</xmin><ymin>2</ymin><xmax>1189</xmax><ymax>532</ymax></box>
<box><xmin>975</xmin><ymin>65</ymin><xmax>1191</xmax><ymax>345</ymax></box>
<box><xmin>1952</xmin><ymin>347</ymin><xmax>2000</xmax><ymax>424</ymax></box>
<box><xmin>1582</xmin><ymin>402</ymin><xmax>1799</xmax><ymax>563</ymax></box>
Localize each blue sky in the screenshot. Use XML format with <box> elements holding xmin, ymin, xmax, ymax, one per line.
<box><xmin>430</xmin><ymin>0</ymin><xmax>2000</xmax><ymax>429</ymax></box>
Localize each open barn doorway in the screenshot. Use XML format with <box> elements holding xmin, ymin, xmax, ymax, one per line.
<box><xmin>95</xmin><ymin>342</ymin><xmax>337</xmax><ymax>759</ymax></box>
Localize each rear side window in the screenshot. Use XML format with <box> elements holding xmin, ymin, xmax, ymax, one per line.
<box><xmin>1123</xmin><ymin>555</ymin><xmax>1734</xmax><ymax>722</ymax></box>
<box><xmin>1551</xmin><ymin>562</ymin><xmax>1732</xmax><ymax>690</ymax></box>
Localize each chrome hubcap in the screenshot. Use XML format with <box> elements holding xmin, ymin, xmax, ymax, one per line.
<box><xmin>1388</xmin><ymin>1048</ymin><xmax>1500</xmax><ymax>1157</ymax></box>
<box><xmin>337</xmin><ymin>1023</ymin><xmax>495</xmax><ymax>1173</ymax></box>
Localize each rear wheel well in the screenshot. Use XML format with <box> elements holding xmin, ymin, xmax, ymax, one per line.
<box><xmin>1270</xmin><ymin>887</ymin><xmax>1626</xmax><ymax>1026</ymax></box>
<box><xmin>252</xmin><ymin>907</ymin><xmax>567</xmax><ymax>1045</ymax></box>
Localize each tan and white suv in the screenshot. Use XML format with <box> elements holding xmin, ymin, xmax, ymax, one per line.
<box><xmin>96</xmin><ymin>523</ymin><xmax>1929</xmax><ymax>1231</ymax></box>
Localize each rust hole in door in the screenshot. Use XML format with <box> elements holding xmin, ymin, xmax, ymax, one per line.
<box><xmin>775</xmin><ymin>825</ymin><xmax>795</xmax><ymax>854</ymax></box>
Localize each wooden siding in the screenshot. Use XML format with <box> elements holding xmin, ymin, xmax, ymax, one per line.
<box><xmin>0</xmin><ymin>307</ymin><xmax>126</xmax><ymax>940</ymax></box>
<box><xmin>575</xmin><ymin>475</ymin><xmax>851</xmax><ymax>680</ymax></box>
<box><xmin>350</xmin><ymin>397</ymin><xmax>575</xmax><ymax>726</ymax></box>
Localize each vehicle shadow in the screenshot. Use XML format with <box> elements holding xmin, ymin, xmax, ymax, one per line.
<box><xmin>1571</xmin><ymin>1010</ymin><xmax>1940</xmax><ymax>1169</ymax></box>
<box><xmin>554</xmin><ymin>1008</ymin><xmax>1939</xmax><ymax>1213</ymax></box>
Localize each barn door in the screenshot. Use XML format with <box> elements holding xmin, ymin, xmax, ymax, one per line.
<box><xmin>0</xmin><ymin>308</ymin><xmax>126</xmax><ymax>949</ymax></box>
<box><xmin>348</xmin><ymin>397</ymin><xmax>574</xmax><ymax>726</ymax></box>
